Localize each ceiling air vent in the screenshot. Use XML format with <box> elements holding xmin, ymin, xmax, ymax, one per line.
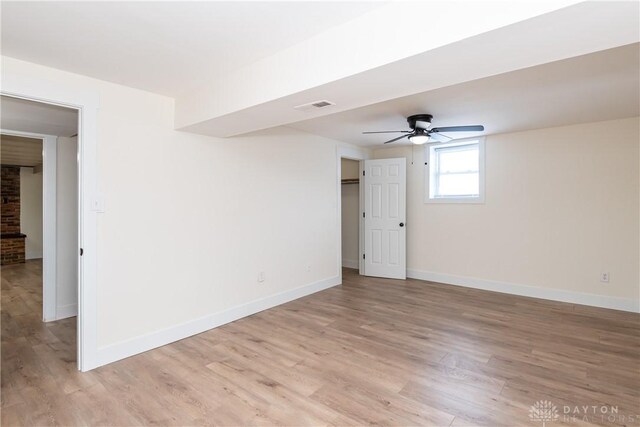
<box><xmin>293</xmin><ymin>100</ymin><xmax>336</xmax><ymax>112</ymax></box>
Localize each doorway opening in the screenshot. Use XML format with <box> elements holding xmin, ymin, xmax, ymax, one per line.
<box><xmin>341</xmin><ymin>158</ymin><xmax>361</xmax><ymax>271</ymax></box>
<box><xmin>1</xmin><ymin>95</ymin><xmax>80</xmax><ymax>370</ymax></box>
<box><xmin>336</xmin><ymin>147</ymin><xmax>367</xmax><ymax>282</ymax></box>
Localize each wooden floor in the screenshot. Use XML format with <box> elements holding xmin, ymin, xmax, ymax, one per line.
<box><xmin>1</xmin><ymin>261</ymin><xmax>639</xmax><ymax>426</ymax></box>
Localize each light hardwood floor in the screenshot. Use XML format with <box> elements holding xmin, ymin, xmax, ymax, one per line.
<box><xmin>1</xmin><ymin>260</ymin><xmax>639</xmax><ymax>426</ymax></box>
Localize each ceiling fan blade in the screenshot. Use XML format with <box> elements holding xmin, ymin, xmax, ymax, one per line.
<box><xmin>383</xmin><ymin>134</ymin><xmax>410</xmax><ymax>144</ymax></box>
<box><xmin>428</xmin><ymin>132</ymin><xmax>452</xmax><ymax>142</ymax></box>
<box><xmin>430</xmin><ymin>125</ymin><xmax>484</xmax><ymax>133</ymax></box>
<box><xmin>362</xmin><ymin>130</ymin><xmax>411</xmax><ymax>134</ymax></box>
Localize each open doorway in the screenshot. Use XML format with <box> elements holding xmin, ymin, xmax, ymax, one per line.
<box><xmin>337</xmin><ymin>147</ymin><xmax>367</xmax><ymax>281</ymax></box>
<box><xmin>1</xmin><ymin>96</ymin><xmax>79</xmax><ymax>369</ymax></box>
<box><xmin>341</xmin><ymin>158</ymin><xmax>361</xmax><ymax>271</ymax></box>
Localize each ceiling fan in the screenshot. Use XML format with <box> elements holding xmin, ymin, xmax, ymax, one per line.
<box><xmin>363</xmin><ymin>114</ymin><xmax>484</xmax><ymax>145</ymax></box>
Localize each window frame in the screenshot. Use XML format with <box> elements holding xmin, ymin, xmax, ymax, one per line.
<box><xmin>424</xmin><ymin>137</ymin><xmax>485</xmax><ymax>204</ymax></box>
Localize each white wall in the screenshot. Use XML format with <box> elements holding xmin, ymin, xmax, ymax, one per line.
<box><xmin>341</xmin><ymin>158</ymin><xmax>359</xmax><ymax>268</ymax></box>
<box><xmin>1</xmin><ymin>57</ymin><xmax>361</xmax><ymax>361</ymax></box>
<box><xmin>374</xmin><ymin>117</ymin><xmax>640</xmax><ymax>311</ymax></box>
<box><xmin>20</xmin><ymin>167</ymin><xmax>43</xmax><ymax>259</ymax></box>
<box><xmin>56</xmin><ymin>136</ymin><xmax>78</xmax><ymax>318</ymax></box>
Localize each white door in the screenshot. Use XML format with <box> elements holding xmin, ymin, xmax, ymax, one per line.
<box><xmin>363</xmin><ymin>158</ymin><xmax>406</xmax><ymax>279</ymax></box>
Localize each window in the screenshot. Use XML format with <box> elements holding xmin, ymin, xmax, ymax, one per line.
<box><xmin>425</xmin><ymin>138</ymin><xmax>485</xmax><ymax>203</ymax></box>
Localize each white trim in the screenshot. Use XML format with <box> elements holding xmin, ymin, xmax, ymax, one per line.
<box><xmin>94</xmin><ymin>275</ymin><xmax>341</xmax><ymax>367</ymax></box>
<box><xmin>43</xmin><ymin>136</ymin><xmax>57</xmax><ymax>322</ymax></box>
<box><xmin>1</xmin><ymin>129</ymin><xmax>58</xmax><ymax>322</ymax></box>
<box><xmin>424</xmin><ymin>137</ymin><xmax>486</xmax><ymax>204</ymax></box>
<box><xmin>407</xmin><ymin>268</ymin><xmax>640</xmax><ymax>313</ymax></box>
<box><xmin>359</xmin><ymin>161</ymin><xmax>365</xmax><ymax>275</ymax></box>
<box><xmin>2</xmin><ymin>73</ymin><xmax>100</xmax><ymax>372</ymax></box>
<box><xmin>342</xmin><ymin>259</ymin><xmax>359</xmax><ymax>269</ymax></box>
<box><xmin>336</xmin><ymin>146</ymin><xmax>369</xmax><ymax>283</ymax></box>
<box><xmin>56</xmin><ymin>303</ymin><xmax>78</xmax><ymax>320</ymax></box>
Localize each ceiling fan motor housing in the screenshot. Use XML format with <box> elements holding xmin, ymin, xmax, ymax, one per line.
<box><xmin>407</xmin><ymin>114</ymin><xmax>433</xmax><ymax>130</ymax></box>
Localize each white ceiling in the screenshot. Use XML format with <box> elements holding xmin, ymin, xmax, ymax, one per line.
<box><xmin>1</xmin><ymin>96</ymin><xmax>78</xmax><ymax>137</ymax></box>
<box><xmin>1</xmin><ymin>1</ymin><xmax>381</xmax><ymax>97</ymax></box>
<box><xmin>2</xmin><ymin>2</ymin><xmax>636</xmax><ymax>143</ymax></box>
<box><xmin>174</xmin><ymin>2</ymin><xmax>639</xmax><ymax>137</ymax></box>
<box><xmin>289</xmin><ymin>43</ymin><xmax>640</xmax><ymax>146</ymax></box>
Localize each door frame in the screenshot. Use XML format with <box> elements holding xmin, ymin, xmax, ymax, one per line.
<box><xmin>1</xmin><ymin>129</ymin><xmax>58</xmax><ymax>322</ymax></box>
<box><xmin>2</xmin><ymin>74</ymin><xmax>99</xmax><ymax>372</ymax></box>
<box><xmin>336</xmin><ymin>146</ymin><xmax>369</xmax><ymax>283</ymax></box>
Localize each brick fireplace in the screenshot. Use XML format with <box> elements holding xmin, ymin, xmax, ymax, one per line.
<box><xmin>1</xmin><ymin>165</ymin><xmax>26</xmax><ymax>265</ymax></box>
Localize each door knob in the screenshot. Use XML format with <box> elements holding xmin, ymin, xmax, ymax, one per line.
<box><xmin>399</xmin><ymin>222</ymin><xmax>405</xmax><ymax>227</ymax></box>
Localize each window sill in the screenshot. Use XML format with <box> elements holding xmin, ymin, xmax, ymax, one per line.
<box><xmin>425</xmin><ymin>196</ymin><xmax>485</xmax><ymax>204</ymax></box>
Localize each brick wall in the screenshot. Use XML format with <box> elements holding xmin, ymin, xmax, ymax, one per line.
<box><xmin>1</xmin><ymin>166</ymin><xmax>21</xmax><ymax>234</ymax></box>
<box><xmin>1</xmin><ymin>236</ymin><xmax>25</xmax><ymax>265</ymax></box>
<box><xmin>1</xmin><ymin>165</ymin><xmax>26</xmax><ymax>265</ymax></box>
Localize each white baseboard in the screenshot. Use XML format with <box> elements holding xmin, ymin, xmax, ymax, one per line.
<box><xmin>92</xmin><ymin>275</ymin><xmax>341</xmax><ymax>369</ymax></box>
<box><xmin>56</xmin><ymin>303</ymin><xmax>78</xmax><ymax>320</ymax></box>
<box><xmin>26</xmin><ymin>251</ymin><xmax>43</xmax><ymax>260</ymax></box>
<box><xmin>342</xmin><ymin>259</ymin><xmax>359</xmax><ymax>269</ymax></box>
<box><xmin>407</xmin><ymin>269</ymin><xmax>639</xmax><ymax>313</ymax></box>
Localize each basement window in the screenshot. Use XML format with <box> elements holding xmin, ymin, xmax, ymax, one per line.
<box><xmin>425</xmin><ymin>138</ymin><xmax>485</xmax><ymax>203</ymax></box>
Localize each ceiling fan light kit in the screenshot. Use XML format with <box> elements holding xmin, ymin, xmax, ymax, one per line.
<box><xmin>363</xmin><ymin>113</ymin><xmax>485</xmax><ymax>145</ymax></box>
<box><xmin>408</xmin><ymin>129</ymin><xmax>430</xmax><ymax>145</ymax></box>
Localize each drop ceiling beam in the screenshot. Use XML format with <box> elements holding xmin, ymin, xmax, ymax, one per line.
<box><xmin>175</xmin><ymin>1</ymin><xmax>639</xmax><ymax>138</ymax></box>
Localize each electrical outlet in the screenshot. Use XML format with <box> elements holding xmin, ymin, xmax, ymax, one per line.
<box><xmin>306</xmin><ymin>265</ymin><xmax>311</xmax><ymax>273</ymax></box>
<box><xmin>258</xmin><ymin>272</ymin><xmax>265</xmax><ymax>283</ymax></box>
<box><xmin>600</xmin><ymin>272</ymin><xmax>609</xmax><ymax>283</ymax></box>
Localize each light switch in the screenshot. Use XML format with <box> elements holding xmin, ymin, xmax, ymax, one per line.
<box><xmin>91</xmin><ymin>195</ymin><xmax>105</xmax><ymax>213</ymax></box>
